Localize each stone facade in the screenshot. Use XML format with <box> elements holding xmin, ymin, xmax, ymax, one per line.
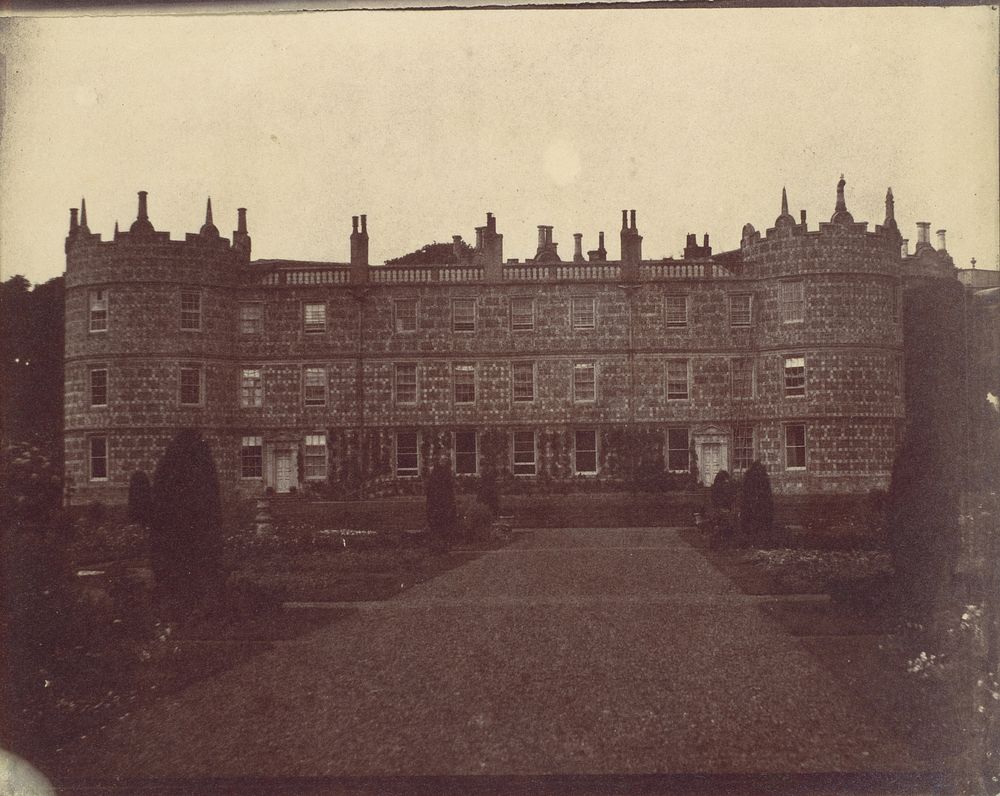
<box><xmin>62</xmin><ymin>181</ymin><xmax>958</xmax><ymax>503</ymax></box>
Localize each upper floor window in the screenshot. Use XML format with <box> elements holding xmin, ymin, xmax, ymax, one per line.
<box><xmin>780</xmin><ymin>280</ymin><xmax>804</xmax><ymax>323</ymax></box>
<box><xmin>453</xmin><ymin>431</ymin><xmax>477</xmax><ymax>475</ymax></box>
<box><xmin>573</xmin><ymin>362</ymin><xmax>596</xmax><ymax>403</ymax></box>
<box><xmin>666</xmin><ymin>428</ymin><xmax>690</xmax><ymax>473</ymax></box>
<box><xmin>396</xmin><ymin>431</ymin><xmax>419</xmax><ymax>477</ymax></box>
<box><xmin>574</xmin><ymin>429</ymin><xmax>598</xmax><ymax>474</ymax></box>
<box><xmin>733</xmin><ymin>424</ymin><xmax>754</xmax><ymax>472</ymax></box>
<box><xmin>666</xmin><ymin>359</ymin><xmax>690</xmax><ymax>401</ymax></box>
<box><xmin>511</xmin><ymin>297</ymin><xmax>534</xmax><ymax>332</ymax></box>
<box><xmin>304</xmin><ymin>434</ymin><xmax>327</xmax><ymax>480</ymax></box>
<box><xmin>512</xmin><ymin>431</ymin><xmax>537</xmax><ymax>476</ymax></box>
<box><xmin>90</xmin><ymin>367</ymin><xmax>108</xmax><ymax>407</ymax></box>
<box><xmin>784</xmin><ymin>355</ymin><xmax>806</xmax><ymax>397</ymax></box>
<box><xmin>394</xmin><ymin>299</ymin><xmax>417</xmax><ymax>333</ymax></box>
<box><xmin>891</xmin><ymin>284</ymin><xmax>901</xmax><ymax>323</ymax></box>
<box><xmin>395</xmin><ymin>363</ymin><xmax>417</xmax><ymax>405</ymax></box>
<box><xmin>303</xmin><ymin>366</ymin><xmax>327</xmax><ymax>406</ymax></box>
<box><xmin>731</xmin><ymin>357</ymin><xmax>754</xmax><ymax>399</ymax></box>
<box><xmin>572</xmin><ymin>296</ymin><xmax>596</xmax><ymax>330</ymax></box>
<box><xmin>452</xmin><ymin>298</ymin><xmax>476</xmax><ymax>332</ymax></box>
<box><xmin>240</xmin><ymin>436</ymin><xmax>263</xmax><ymax>479</ymax></box>
<box><xmin>240</xmin><ymin>302</ymin><xmax>263</xmax><ymax>335</ymax></box>
<box><xmin>729</xmin><ymin>294</ymin><xmax>752</xmax><ymax>327</ymax></box>
<box><xmin>453</xmin><ymin>363</ymin><xmax>476</xmax><ymax>404</ymax></box>
<box><xmin>785</xmin><ymin>424</ymin><xmax>807</xmax><ymax>469</ymax></box>
<box><xmin>665</xmin><ymin>295</ymin><xmax>688</xmax><ymax>328</ymax></box>
<box><xmin>304</xmin><ymin>303</ymin><xmax>326</xmax><ymax>334</ymax></box>
<box><xmin>179</xmin><ymin>364</ymin><xmax>202</xmax><ymax>405</ymax></box>
<box><xmin>89</xmin><ymin>290</ymin><xmax>108</xmax><ymax>333</ymax></box>
<box><xmin>240</xmin><ymin>367</ymin><xmax>263</xmax><ymax>408</ymax></box>
<box><xmin>89</xmin><ymin>436</ymin><xmax>108</xmax><ymax>480</ymax></box>
<box><xmin>180</xmin><ymin>291</ymin><xmax>202</xmax><ymax>331</ymax></box>
<box><xmin>512</xmin><ymin>361</ymin><xmax>535</xmax><ymax>402</ymax></box>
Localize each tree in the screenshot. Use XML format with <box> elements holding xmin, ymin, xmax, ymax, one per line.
<box><xmin>425</xmin><ymin>458</ymin><xmax>457</xmax><ymax>547</ymax></box>
<box><xmin>149</xmin><ymin>429</ymin><xmax>223</xmax><ymax>604</ymax></box>
<box><xmin>739</xmin><ymin>461</ymin><xmax>773</xmax><ymax>536</ymax></box>
<box><xmin>385</xmin><ymin>240</ymin><xmax>474</xmax><ymax>266</ymax></box>
<box><xmin>127</xmin><ymin>470</ymin><xmax>154</xmax><ymax>526</ymax></box>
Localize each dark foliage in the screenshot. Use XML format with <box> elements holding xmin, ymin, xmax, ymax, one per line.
<box><xmin>385</xmin><ymin>240</ymin><xmax>474</xmax><ymax>266</ymax></box>
<box><xmin>150</xmin><ymin>429</ymin><xmax>224</xmax><ymax>603</ymax></box>
<box><xmin>476</xmin><ymin>467</ymin><xmax>500</xmax><ymax>516</ymax></box>
<box><xmin>739</xmin><ymin>461</ymin><xmax>773</xmax><ymax>536</ymax></box>
<box><xmin>127</xmin><ymin>470</ymin><xmax>154</xmax><ymax>526</ymax></box>
<box><xmin>710</xmin><ymin>470</ymin><xmax>736</xmax><ymax>509</ymax></box>
<box><xmin>425</xmin><ymin>460</ymin><xmax>457</xmax><ymax>544</ymax></box>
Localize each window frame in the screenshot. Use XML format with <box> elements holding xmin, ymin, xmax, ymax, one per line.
<box><xmin>453</xmin><ymin>363</ymin><xmax>476</xmax><ymax>405</ymax></box>
<box><xmin>89</xmin><ymin>366</ymin><xmax>108</xmax><ymax>408</ymax></box>
<box><xmin>453</xmin><ymin>430</ymin><xmax>478</xmax><ymax>476</ymax></box>
<box><xmin>303</xmin><ymin>434</ymin><xmax>327</xmax><ymax>480</ymax></box>
<box><xmin>239</xmin><ymin>302</ymin><xmax>264</xmax><ymax>335</ymax></box>
<box><xmin>240</xmin><ymin>367</ymin><xmax>264</xmax><ymax>408</ymax></box>
<box><xmin>572</xmin><ymin>361</ymin><xmax>597</xmax><ymax>403</ymax></box>
<box><xmin>179</xmin><ymin>363</ymin><xmax>203</xmax><ymax>406</ymax></box>
<box><xmin>573</xmin><ymin>429</ymin><xmax>598</xmax><ymax>475</ymax></box>
<box><xmin>240</xmin><ymin>436</ymin><xmax>263</xmax><ymax>479</ymax></box>
<box><xmin>303</xmin><ymin>302</ymin><xmax>327</xmax><ymax>334</ymax></box>
<box><xmin>512</xmin><ymin>430</ymin><xmax>537</xmax><ymax>476</ymax></box>
<box><xmin>394</xmin><ymin>363</ymin><xmax>418</xmax><ymax>405</ymax></box>
<box><xmin>729</xmin><ymin>293</ymin><xmax>753</xmax><ymax>327</ymax></box>
<box><xmin>89</xmin><ymin>289</ymin><xmax>108</xmax><ymax>333</ymax></box>
<box><xmin>665</xmin><ymin>358</ymin><xmax>690</xmax><ymax>401</ymax></box>
<box><xmin>393</xmin><ymin>298</ymin><xmax>418</xmax><ymax>333</ymax></box>
<box><xmin>785</xmin><ymin>424</ymin><xmax>807</xmax><ymax>470</ymax></box>
<box><xmin>783</xmin><ymin>354</ymin><xmax>806</xmax><ymax>398</ymax></box>
<box><xmin>303</xmin><ymin>366</ymin><xmax>327</xmax><ymax>407</ymax></box>
<box><xmin>88</xmin><ymin>435</ymin><xmax>108</xmax><ymax>481</ymax></box>
<box><xmin>511</xmin><ymin>296</ymin><xmax>535</xmax><ymax>332</ymax></box>
<box><xmin>664</xmin><ymin>294</ymin><xmax>688</xmax><ymax>328</ymax></box>
<box><xmin>732</xmin><ymin>425</ymin><xmax>754</xmax><ymax>473</ymax></box>
<box><xmin>730</xmin><ymin>357</ymin><xmax>755</xmax><ymax>399</ymax></box>
<box><xmin>180</xmin><ymin>290</ymin><xmax>202</xmax><ymax>332</ymax></box>
<box><xmin>780</xmin><ymin>280</ymin><xmax>804</xmax><ymax>324</ymax></box>
<box><xmin>452</xmin><ymin>298</ymin><xmax>477</xmax><ymax>333</ymax></box>
<box><xmin>395</xmin><ymin>431</ymin><xmax>420</xmax><ymax>477</ymax></box>
<box><xmin>511</xmin><ymin>361</ymin><xmax>535</xmax><ymax>403</ymax></box>
<box><xmin>666</xmin><ymin>428</ymin><xmax>690</xmax><ymax>473</ymax></box>
<box><xmin>571</xmin><ymin>296</ymin><xmax>596</xmax><ymax>331</ymax></box>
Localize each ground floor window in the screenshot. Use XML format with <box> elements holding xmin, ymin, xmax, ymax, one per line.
<box><xmin>396</xmin><ymin>432</ymin><xmax>419</xmax><ymax>477</ymax></box>
<box><xmin>454</xmin><ymin>431</ymin><xmax>477</xmax><ymax>475</ymax></box>
<box><xmin>667</xmin><ymin>428</ymin><xmax>690</xmax><ymax>472</ymax></box>
<box><xmin>241</xmin><ymin>436</ymin><xmax>263</xmax><ymax>478</ymax></box>
<box><xmin>304</xmin><ymin>434</ymin><xmax>327</xmax><ymax>479</ymax></box>
<box><xmin>733</xmin><ymin>425</ymin><xmax>754</xmax><ymax>472</ymax></box>
<box><xmin>574</xmin><ymin>429</ymin><xmax>597</xmax><ymax>474</ymax></box>
<box><xmin>785</xmin><ymin>424</ymin><xmax>807</xmax><ymax>469</ymax></box>
<box><xmin>89</xmin><ymin>436</ymin><xmax>108</xmax><ymax>480</ymax></box>
<box><xmin>512</xmin><ymin>431</ymin><xmax>536</xmax><ymax>476</ymax></box>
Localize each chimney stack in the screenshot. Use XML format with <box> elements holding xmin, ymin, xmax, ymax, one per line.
<box><xmin>69</xmin><ymin>208</ymin><xmax>79</xmax><ymax>234</ymax></box>
<box><xmin>361</xmin><ymin>214</ymin><xmax>367</xmax><ymax>234</ymax></box>
<box><xmin>233</xmin><ymin>207</ymin><xmax>251</xmax><ymax>258</ymax></box>
<box><xmin>702</xmin><ymin>233</ymin><xmax>709</xmax><ymax>249</ymax></box>
<box><xmin>350</xmin><ymin>213</ymin><xmax>369</xmax><ymax>282</ymax></box>
<box><xmin>573</xmin><ymin>233</ymin><xmax>584</xmax><ymax>262</ymax></box>
<box><xmin>621</xmin><ymin>210</ymin><xmax>628</xmax><ymax>230</ymax></box>
<box><xmin>916</xmin><ymin>222</ymin><xmax>931</xmax><ymax>245</ymax></box>
<box><xmin>901</xmin><ymin>239</ymin><xmax>909</xmax><ymax>257</ymax></box>
<box><xmin>936</xmin><ymin>229</ymin><xmax>947</xmax><ymax>251</ymax></box>
<box><xmin>800</xmin><ymin>209</ymin><xmax>807</xmax><ymax>225</ymax></box>
<box><xmin>137</xmin><ymin>190</ymin><xmax>149</xmax><ymax>221</ymax></box>
<box><xmin>630</xmin><ymin>209</ymin><xmax>637</xmax><ymax>230</ymax></box>
<box><xmin>537</xmin><ymin>226</ymin><xmax>547</xmax><ymax>249</ymax></box>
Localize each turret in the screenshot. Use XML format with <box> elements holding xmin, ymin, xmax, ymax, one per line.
<box><xmin>79</xmin><ymin>197</ymin><xmax>90</xmax><ymax>235</ymax></box>
<box><xmin>350</xmin><ymin>214</ymin><xmax>369</xmax><ymax>284</ymax></box>
<box><xmin>200</xmin><ymin>198</ymin><xmax>220</xmax><ymax>239</ymax></box>
<box><xmin>774</xmin><ymin>187</ymin><xmax>795</xmax><ymax>229</ymax></box>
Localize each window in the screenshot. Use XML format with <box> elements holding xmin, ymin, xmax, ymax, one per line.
<box><xmin>240</xmin><ymin>368</ymin><xmax>263</xmax><ymax>408</ymax></box>
<box><xmin>396</xmin><ymin>432</ymin><xmax>419</xmax><ymax>477</ymax></box>
<box><xmin>394</xmin><ymin>299</ymin><xmax>417</xmax><ymax>333</ymax></box>
<box><xmin>666</xmin><ymin>359</ymin><xmax>689</xmax><ymax>401</ymax></box>
<box><xmin>780</xmin><ymin>280</ymin><xmax>804</xmax><ymax>323</ymax></box>
<box><xmin>394</xmin><ymin>363</ymin><xmax>417</xmax><ymax>405</ymax></box>
<box><xmin>785</xmin><ymin>424</ymin><xmax>807</xmax><ymax>469</ymax></box>
<box><xmin>667</xmin><ymin>428</ymin><xmax>690</xmax><ymax>472</ymax></box>
<box><xmin>784</xmin><ymin>355</ymin><xmax>806</xmax><ymax>397</ymax></box>
<box><xmin>511</xmin><ymin>297</ymin><xmax>534</xmax><ymax>331</ymax></box>
<box><xmin>892</xmin><ymin>284</ymin><xmax>901</xmax><ymax>323</ymax></box>
<box><xmin>452</xmin><ymin>298</ymin><xmax>476</xmax><ymax>332</ymax></box>
<box><xmin>731</xmin><ymin>357</ymin><xmax>754</xmax><ymax>399</ymax></box>
<box><xmin>304</xmin><ymin>434</ymin><xmax>327</xmax><ymax>479</ymax></box>
<box><xmin>895</xmin><ymin>354</ymin><xmax>903</xmax><ymax>397</ymax></box>
<box><xmin>665</xmin><ymin>295</ymin><xmax>688</xmax><ymax>327</ymax></box>
<box><xmin>453</xmin><ymin>364</ymin><xmax>476</xmax><ymax>404</ymax></box>
<box><xmin>89</xmin><ymin>436</ymin><xmax>108</xmax><ymax>480</ymax></box>
<box><xmin>573</xmin><ymin>362</ymin><xmax>596</xmax><ymax>402</ymax></box>
<box><xmin>180</xmin><ymin>291</ymin><xmax>201</xmax><ymax>331</ymax></box>
<box><xmin>733</xmin><ymin>425</ymin><xmax>754</xmax><ymax>472</ymax></box>
<box><xmin>730</xmin><ymin>294</ymin><xmax>752</xmax><ymax>327</ymax></box>
<box><xmin>304</xmin><ymin>303</ymin><xmax>326</xmax><ymax>334</ymax></box>
<box><xmin>90</xmin><ymin>367</ymin><xmax>108</xmax><ymax>407</ymax></box>
<box><xmin>574</xmin><ymin>430</ymin><xmax>598</xmax><ymax>474</ymax></box>
<box><xmin>512</xmin><ymin>431</ymin><xmax>536</xmax><ymax>476</ymax></box>
<box><xmin>454</xmin><ymin>431</ymin><xmax>477</xmax><ymax>475</ymax></box>
<box><xmin>303</xmin><ymin>366</ymin><xmax>326</xmax><ymax>406</ymax></box>
<box><xmin>240</xmin><ymin>303</ymin><xmax>263</xmax><ymax>334</ymax></box>
<box><xmin>179</xmin><ymin>365</ymin><xmax>202</xmax><ymax>405</ymax></box>
<box><xmin>240</xmin><ymin>436</ymin><xmax>263</xmax><ymax>479</ymax></box>
<box><xmin>571</xmin><ymin>296</ymin><xmax>596</xmax><ymax>330</ymax></box>
<box><xmin>512</xmin><ymin>361</ymin><xmax>535</xmax><ymax>402</ymax></box>
<box><xmin>89</xmin><ymin>290</ymin><xmax>107</xmax><ymax>332</ymax></box>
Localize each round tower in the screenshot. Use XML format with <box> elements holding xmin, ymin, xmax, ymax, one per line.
<box><xmin>63</xmin><ymin>192</ymin><xmax>248</xmax><ymax>503</ymax></box>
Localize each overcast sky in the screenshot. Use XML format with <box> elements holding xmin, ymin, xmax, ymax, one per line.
<box><xmin>1</xmin><ymin>6</ymin><xmax>997</xmax><ymax>285</ymax></box>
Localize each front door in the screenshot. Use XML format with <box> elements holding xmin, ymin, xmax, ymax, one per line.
<box><xmin>702</xmin><ymin>442</ymin><xmax>722</xmax><ymax>486</ymax></box>
<box><xmin>276</xmin><ymin>450</ymin><xmax>294</xmax><ymax>493</ymax></box>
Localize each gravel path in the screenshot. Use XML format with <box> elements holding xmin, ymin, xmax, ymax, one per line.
<box><xmin>63</xmin><ymin>527</ymin><xmax>921</xmax><ymax>780</ymax></box>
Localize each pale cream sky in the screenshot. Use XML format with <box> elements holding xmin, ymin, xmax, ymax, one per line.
<box><xmin>1</xmin><ymin>7</ymin><xmax>997</xmax><ymax>285</ymax></box>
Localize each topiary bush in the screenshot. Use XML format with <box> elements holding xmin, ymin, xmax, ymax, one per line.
<box><xmin>739</xmin><ymin>460</ymin><xmax>773</xmax><ymax>537</ymax></box>
<box><xmin>425</xmin><ymin>459</ymin><xmax>457</xmax><ymax>548</ymax></box>
<box><xmin>149</xmin><ymin>429</ymin><xmax>224</xmax><ymax>607</ymax></box>
<box><xmin>710</xmin><ymin>470</ymin><xmax>736</xmax><ymax>509</ymax></box>
<box><xmin>127</xmin><ymin>470</ymin><xmax>154</xmax><ymax>526</ymax></box>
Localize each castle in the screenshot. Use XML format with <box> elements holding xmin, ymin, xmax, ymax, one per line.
<box><xmin>62</xmin><ymin>178</ymin><xmax>960</xmax><ymax>504</ymax></box>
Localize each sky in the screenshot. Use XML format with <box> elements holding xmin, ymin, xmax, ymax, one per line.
<box><xmin>0</xmin><ymin>6</ymin><xmax>997</xmax><ymax>286</ymax></box>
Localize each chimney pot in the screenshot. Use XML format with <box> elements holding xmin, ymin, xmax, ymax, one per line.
<box><xmin>630</xmin><ymin>209</ymin><xmax>637</xmax><ymax>230</ymax></box>
<box><xmin>622</xmin><ymin>210</ymin><xmax>628</xmax><ymax>230</ymax></box>
<box><xmin>352</xmin><ymin>216</ymin><xmax>359</xmax><ymax>233</ymax></box>
<box><xmin>916</xmin><ymin>222</ymin><xmax>931</xmax><ymax>244</ymax></box>
<box><xmin>69</xmin><ymin>208</ymin><xmax>79</xmax><ymax>233</ymax></box>
<box><xmin>936</xmin><ymin>229</ymin><xmax>947</xmax><ymax>250</ymax></box>
<box><xmin>703</xmin><ymin>233</ymin><xmax>710</xmax><ymax>248</ymax></box>
<box><xmin>599</xmin><ymin>231</ymin><xmax>605</xmax><ymax>247</ymax></box>
<box><xmin>360</xmin><ymin>214</ymin><xmax>367</xmax><ymax>234</ymax></box>
<box><xmin>137</xmin><ymin>190</ymin><xmax>149</xmax><ymax>220</ymax></box>
<box><xmin>901</xmin><ymin>239</ymin><xmax>909</xmax><ymax>257</ymax></box>
<box><xmin>236</xmin><ymin>207</ymin><xmax>248</xmax><ymax>234</ymax></box>
<box><xmin>800</xmin><ymin>209</ymin><xmax>807</xmax><ymax>225</ymax></box>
